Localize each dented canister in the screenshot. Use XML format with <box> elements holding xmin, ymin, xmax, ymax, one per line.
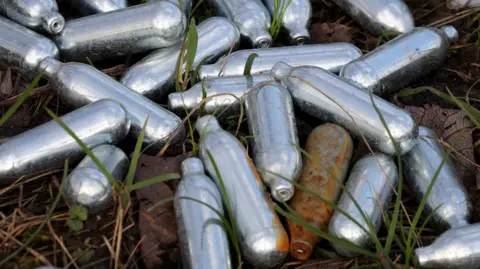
<box><xmin>332</xmin><ymin>0</ymin><xmax>414</xmax><ymax>36</ymax></box>
<box><xmin>287</xmin><ymin>123</ymin><xmax>353</xmax><ymax>260</ymax></box>
<box><xmin>55</xmin><ymin>2</ymin><xmax>186</xmax><ymax>61</ymax></box>
<box><xmin>168</xmin><ymin>74</ymin><xmax>271</xmax><ymax>116</ymax></box>
<box><xmin>38</xmin><ymin>57</ymin><xmax>185</xmax><ymax>153</ymax></box>
<box><xmin>197</xmin><ymin>115</ymin><xmax>289</xmax><ymax>268</ymax></box>
<box><xmin>245</xmin><ymin>82</ymin><xmax>301</xmax><ymax>202</ymax></box>
<box><xmin>199</xmin><ymin>43</ymin><xmax>362</xmax><ymax>78</ymax></box>
<box><xmin>341</xmin><ymin>26</ymin><xmax>458</xmax><ymax>95</ymax></box>
<box><xmin>175</xmin><ymin>157</ymin><xmax>232</xmax><ymax>269</ymax></box>
<box><xmin>271</xmin><ymin>62</ymin><xmax>418</xmax><ymax>155</ymax></box>
<box><xmin>0</xmin><ymin>0</ymin><xmax>64</xmax><ymax>34</ymax></box>
<box><xmin>70</xmin><ymin>0</ymin><xmax>126</xmax><ymax>15</ymax></box>
<box><xmin>403</xmin><ymin>126</ymin><xmax>471</xmax><ymax>230</ymax></box>
<box><xmin>121</xmin><ymin>17</ymin><xmax>240</xmax><ymax>101</ymax></box>
<box><xmin>147</xmin><ymin>0</ymin><xmax>191</xmax><ymax>15</ymax></box>
<box><xmin>0</xmin><ymin>100</ymin><xmax>130</xmax><ymax>184</ymax></box>
<box><xmin>0</xmin><ymin>16</ymin><xmax>58</xmax><ymax>79</ymax></box>
<box><xmin>329</xmin><ymin>153</ymin><xmax>398</xmax><ymax>257</ymax></box>
<box><xmin>64</xmin><ymin>145</ymin><xmax>129</xmax><ymax>214</ymax></box>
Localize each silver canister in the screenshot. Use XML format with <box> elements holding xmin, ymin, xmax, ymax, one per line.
<box><xmin>121</xmin><ymin>17</ymin><xmax>240</xmax><ymax>101</ymax></box>
<box><xmin>340</xmin><ymin>25</ymin><xmax>458</xmax><ymax>95</ymax></box>
<box><xmin>403</xmin><ymin>126</ymin><xmax>471</xmax><ymax>230</ymax></box>
<box><xmin>174</xmin><ymin>157</ymin><xmax>232</xmax><ymax>269</ymax></box>
<box><xmin>262</xmin><ymin>0</ymin><xmax>312</xmax><ymax>44</ymax></box>
<box><xmin>196</xmin><ymin>115</ymin><xmax>289</xmax><ymax>268</ymax></box>
<box><xmin>447</xmin><ymin>0</ymin><xmax>480</xmax><ymax>8</ymax></box>
<box><xmin>329</xmin><ymin>153</ymin><xmax>398</xmax><ymax>257</ymax></box>
<box><xmin>38</xmin><ymin>57</ymin><xmax>185</xmax><ymax>153</ymax></box>
<box><xmin>205</xmin><ymin>0</ymin><xmax>271</xmax><ymax>48</ymax></box>
<box><xmin>332</xmin><ymin>0</ymin><xmax>415</xmax><ymax>36</ymax></box>
<box><xmin>64</xmin><ymin>145</ymin><xmax>129</xmax><ymax>214</ymax></box>
<box><xmin>199</xmin><ymin>43</ymin><xmax>362</xmax><ymax>78</ymax></box>
<box><xmin>168</xmin><ymin>74</ymin><xmax>271</xmax><ymax>116</ymax></box>
<box><xmin>271</xmin><ymin>62</ymin><xmax>418</xmax><ymax>156</ymax></box>
<box><xmin>0</xmin><ymin>0</ymin><xmax>64</xmax><ymax>34</ymax></box>
<box><xmin>0</xmin><ymin>16</ymin><xmax>58</xmax><ymax>80</ymax></box>
<box><xmin>415</xmin><ymin>223</ymin><xmax>480</xmax><ymax>269</ymax></box>
<box><xmin>70</xmin><ymin>0</ymin><xmax>126</xmax><ymax>15</ymax></box>
<box><xmin>55</xmin><ymin>2</ymin><xmax>186</xmax><ymax>62</ymax></box>
<box><xmin>147</xmin><ymin>0</ymin><xmax>192</xmax><ymax>15</ymax></box>
<box><xmin>245</xmin><ymin>82</ymin><xmax>301</xmax><ymax>202</ymax></box>
<box><xmin>0</xmin><ymin>99</ymin><xmax>130</xmax><ymax>184</ymax></box>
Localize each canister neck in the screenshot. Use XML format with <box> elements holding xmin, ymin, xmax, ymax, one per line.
<box><xmin>440</xmin><ymin>25</ymin><xmax>459</xmax><ymax>45</ymax></box>
<box><xmin>37</xmin><ymin>57</ymin><xmax>62</xmax><ymax>78</ymax></box>
<box><xmin>181</xmin><ymin>157</ymin><xmax>206</xmax><ymax>176</ymax></box>
<box><xmin>42</xmin><ymin>11</ymin><xmax>65</xmax><ymax>34</ymax></box>
<box><xmin>195</xmin><ymin>115</ymin><xmax>221</xmax><ymax>135</ymax></box>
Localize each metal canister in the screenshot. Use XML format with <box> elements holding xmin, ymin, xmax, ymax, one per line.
<box><xmin>38</xmin><ymin>57</ymin><xmax>185</xmax><ymax>153</ymax></box>
<box><xmin>287</xmin><ymin>123</ymin><xmax>353</xmax><ymax>260</ymax></box>
<box><xmin>332</xmin><ymin>0</ymin><xmax>414</xmax><ymax>36</ymax></box>
<box><xmin>148</xmin><ymin>0</ymin><xmax>192</xmax><ymax>15</ymax></box>
<box><xmin>403</xmin><ymin>126</ymin><xmax>471</xmax><ymax>230</ymax></box>
<box><xmin>340</xmin><ymin>25</ymin><xmax>458</xmax><ymax>95</ymax></box>
<box><xmin>168</xmin><ymin>74</ymin><xmax>271</xmax><ymax>116</ymax></box>
<box><xmin>174</xmin><ymin>157</ymin><xmax>232</xmax><ymax>269</ymax></box>
<box><xmin>271</xmin><ymin>62</ymin><xmax>418</xmax><ymax>156</ymax></box>
<box><xmin>245</xmin><ymin>82</ymin><xmax>301</xmax><ymax>202</ymax></box>
<box><xmin>196</xmin><ymin>115</ymin><xmax>289</xmax><ymax>268</ymax></box>
<box><xmin>0</xmin><ymin>99</ymin><xmax>130</xmax><ymax>184</ymax></box>
<box><xmin>55</xmin><ymin>2</ymin><xmax>186</xmax><ymax>61</ymax></box>
<box><xmin>205</xmin><ymin>0</ymin><xmax>271</xmax><ymax>48</ymax></box>
<box><xmin>261</xmin><ymin>0</ymin><xmax>312</xmax><ymax>44</ymax></box>
<box><xmin>70</xmin><ymin>0</ymin><xmax>126</xmax><ymax>15</ymax></box>
<box><xmin>0</xmin><ymin>0</ymin><xmax>64</xmax><ymax>34</ymax></box>
<box><xmin>199</xmin><ymin>43</ymin><xmax>362</xmax><ymax>78</ymax></box>
<box><xmin>447</xmin><ymin>0</ymin><xmax>480</xmax><ymax>8</ymax></box>
<box><xmin>0</xmin><ymin>17</ymin><xmax>58</xmax><ymax>79</ymax></box>
<box><xmin>121</xmin><ymin>17</ymin><xmax>240</xmax><ymax>101</ymax></box>
<box><xmin>415</xmin><ymin>223</ymin><xmax>480</xmax><ymax>269</ymax></box>
<box><xmin>329</xmin><ymin>153</ymin><xmax>398</xmax><ymax>257</ymax></box>
<box><xmin>64</xmin><ymin>145</ymin><xmax>129</xmax><ymax>214</ymax></box>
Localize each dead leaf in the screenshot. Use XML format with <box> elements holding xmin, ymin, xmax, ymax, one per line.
<box><xmin>309</xmin><ymin>23</ymin><xmax>356</xmax><ymax>44</ymax></box>
<box><xmin>0</xmin><ymin>68</ymin><xmax>13</xmax><ymax>97</ymax></box>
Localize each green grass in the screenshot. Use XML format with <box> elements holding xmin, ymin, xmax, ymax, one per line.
<box><xmin>270</xmin><ymin>0</ymin><xmax>293</xmax><ymax>40</ymax></box>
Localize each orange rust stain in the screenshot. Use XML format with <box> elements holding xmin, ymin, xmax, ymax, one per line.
<box><xmin>272</xmin><ymin>214</ymin><xmax>289</xmax><ymax>252</ymax></box>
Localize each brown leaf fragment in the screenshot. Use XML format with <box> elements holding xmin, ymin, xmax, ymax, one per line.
<box><xmin>0</xmin><ymin>68</ymin><xmax>13</xmax><ymax>96</ymax></box>
<box><xmin>310</xmin><ymin>23</ymin><xmax>356</xmax><ymax>44</ymax></box>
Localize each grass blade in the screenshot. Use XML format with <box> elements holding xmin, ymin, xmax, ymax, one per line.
<box><xmin>184</xmin><ymin>18</ymin><xmax>198</xmax><ymax>77</ymax></box>
<box><xmin>127</xmin><ymin>173</ymin><xmax>180</xmax><ymax>192</ymax></box>
<box><xmin>243</xmin><ymin>53</ymin><xmax>258</xmax><ymax>75</ymax></box>
<box><xmin>125</xmin><ymin>113</ymin><xmax>149</xmax><ymax>187</ymax></box>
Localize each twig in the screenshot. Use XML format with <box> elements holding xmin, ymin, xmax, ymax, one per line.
<box><xmin>47</xmin><ymin>221</ymin><xmax>79</xmax><ymax>269</ymax></box>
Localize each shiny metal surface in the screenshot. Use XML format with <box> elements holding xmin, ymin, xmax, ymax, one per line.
<box><xmin>64</xmin><ymin>145</ymin><xmax>129</xmax><ymax>214</ymax></box>
<box><xmin>39</xmin><ymin>57</ymin><xmax>185</xmax><ymax>153</ymax></box>
<box><xmin>199</xmin><ymin>43</ymin><xmax>362</xmax><ymax>78</ymax></box>
<box><xmin>111</xmin><ymin>0</ymin><xmax>127</xmax><ymax>8</ymax></box>
<box><xmin>168</xmin><ymin>74</ymin><xmax>271</xmax><ymax>116</ymax></box>
<box><xmin>262</xmin><ymin>0</ymin><xmax>311</xmax><ymax>44</ymax></box>
<box><xmin>0</xmin><ymin>17</ymin><xmax>58</xmax><ymax>80</ymax></box>
<box><xmin>329</xmin><ymin>153</ymin><xmax>398</xmax><ymax>257</ymax></box>
<box><xmin>121</xmin><ymin>17</ymin><xmax>240</xmax><ymax>101</ymax></box>
<box><xmin>0</xmin><ymin>0</ymin><xmax>64</xmax><ymax>34</ymax></box>
<box><xmin>196</xmin><ymin>115</ymin><xmax>288</xmax><ymax>268</ymax></box>
<box><xmin>0</xmin><ymin>100</ymin><xmax>130</xmax><ymax>184</ymax></box>
<box><xmin>245</xmin><ymin>82</ymin><xmax>301</xmax><ymax>202</ymax></box>
<box><xmin>205</xmin><ymin>0</ymin><xmax>271</xmax><ymax>48</ymax></box>
<box><xmin>271</xmin><ymin>62</ymin><xmax>418</xmax><ymax>155</ymax></box>
<box><xmin>448</xmin><ymin>0</ymin><xmax>480</xmax><ymax>8</ymax></box>
<box><xmin>341</xmin><ymin>26</ymin><xmax>458</xmax><ymax>95</ymax></box>
<box><xmin>403</xmin><ymin>126</ymin><xmax>471</xmax><ymax>230</ymax></box>
<box><xmin>148</xmin><ymin>0</ymin><xmax>192</xmax><ymax>14</ymax></box>
<box><xmin>55</xmin><ymin>2</ymin><xmax>186</xmax><ymax>62</ymax></box>
<box><xmin>415</xmin><ymin>223</ymin><xmax>480</xmax><ymax>269</ymax></box>
<box><xmin>332</xmin><ymin>0</ymin><xmax>414</xmax><ymax>36</ymax></box>
<box><xmin>174</xmin><ymin>157</ymin><xmax>232</xmax><ymax>269</ymax></box>
<box><xmin>70</xmin><ymin>0</ymin><xmax>125</xmax><ymax>15</ymax></box>
<box><xmin>288</xmin><ymin>123</ymin><xmax>353</xmax><ymax>261</ymax></box>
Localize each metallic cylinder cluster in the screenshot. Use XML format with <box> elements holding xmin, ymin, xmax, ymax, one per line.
<box><xmin>70</xmin><ymin>0</ymin><xmax>127</xmax><ymax>15</ymax></box>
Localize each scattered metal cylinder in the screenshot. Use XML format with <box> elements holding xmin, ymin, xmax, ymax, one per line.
<box><xmin>205</xmin><ymin>0</ymin><xmax>271</xmax><ymax>48</ymax></box>
<box><xmin>0</xmin><ymin>17</ymin><xmax>58</xmax><ymax>80</ymax></box>
<box><xmin>340</xmin><ymin>25</ymin><xmax>458</xmax><ymax>95</ymax></box>
<box><xmin>0</xmin><ymin>0</ymin><xmax>64</xmax><ymax>34</ymax></box>
<box><xmin>55</xmin><ymin>2</ymin><xmax>186</xmax><ymax>61</ymax></box>
<box><xmin>329</xmin><ymin>153</ymin><xmax>398</xmax><ymax>257</ymax></box>
<box><xmin>262</xmin><ymin>0</ymin><xmax>312</xmax><ymax>44</ymax></box>
<box><xmin>245</xmin><ymin>82</ymin><xmax>301</xmax><ymax>202</ymax></box>
<box><xmin>199</xmin><ymin>43</ymin><xmax>362</xmax><ymax>79</ymax></box>
<box><xmin>64</xmin><ymin>145</ymin><xmax>129</xmax><ymax>214</ymax></box>
<box><xmin>447</xmin><ymin>0</ymin><xmax>480</xmax><ymax>9</ymax></box>
<box><xmin>70</xmin><ymin>0</ymin><xmax>126</xmax><ymax>15</ymax></box>
<box><xmin>403</xmin><ymin>126</ymin><xmax>471</xmax><ymax>230</ymax></box>
<box><xmin>0</xmin><ymin>99</ymin><xmax>130</xmax><ymax>184</ymax></box>
<box><xmin>332</xmin><ymin>0</ymin><xmax>415</xmax><ymax>36</ymax></box>
<box><xmin>271</xmin><ymin>62</ymin><xmax>418</xmax><ymax>155</ymax></box>
<box><xmin>287</xmin><ymin>123</ymin><xmax>353</xmax><ymax>261</ymax></box>
<box><xmin>174</xmin><ymin>157</ymin><xmax>232</xmax><ymax>269</ymax></box>
<box><xmin>415</xmin><ymin>223</ymin><xmax>480</xmax><ymax>269</ymax></box>
<box><xmin>38</xmin><ymin>57</ymin><xmax>185</xmax><ymax>153</ymax></box>
<box><xmin>196</xmin><ymin>115</ymin><xmax>289</xmax><ymax>269</ymax></box>
<box><xmin>148</xmin><ymin>0</ymin><xmax>192</xmax><ymax>14</ymax></box>
<box><xmin>121</xmin><ymin>17</ymin><xmax>240</xmax><ymax>101</ymax></box>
